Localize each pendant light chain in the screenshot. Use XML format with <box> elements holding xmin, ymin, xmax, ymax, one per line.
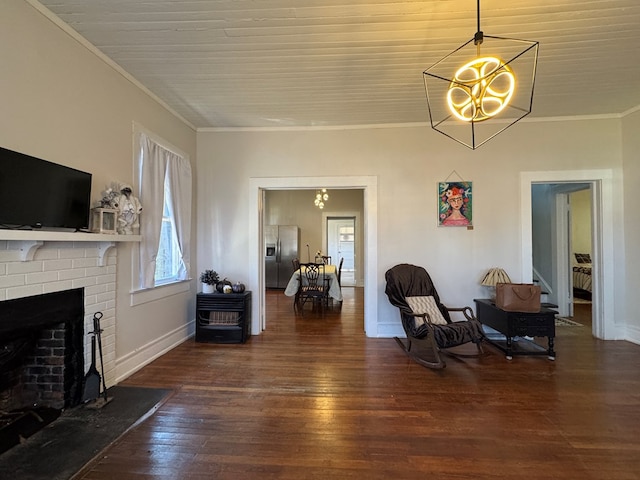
<box><xmin>474</xmin><ymin>0</ymin><xmax>483</xmax><ymax>49</ymax></box>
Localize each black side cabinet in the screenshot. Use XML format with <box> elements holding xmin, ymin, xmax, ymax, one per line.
<box><xmin>196</xmin><ymin>291</ymin><xmax>252</xmax><ymax>344</ymax></box>
<box><xmin>474</xmin><ymin>298</ymin><xmax>556</xmax><ymax>360</ymax></box>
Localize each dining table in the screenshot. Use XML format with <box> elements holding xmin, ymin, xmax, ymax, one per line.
<box><xmin>283</xmin><ymin>264</ymin><xmax>343</xmax><ymax>302</ymax></box>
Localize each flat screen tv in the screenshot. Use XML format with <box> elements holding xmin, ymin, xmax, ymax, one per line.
<box><xmin>0</xmin><ymin>146</ymin><xmax>92</xmax><ymax>231</ymax></box>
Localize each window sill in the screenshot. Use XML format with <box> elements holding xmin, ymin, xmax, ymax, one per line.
<box><xmin>130</xmin><ymin>279</ymin><xmax>192</xmax><ymax>306</ymax></box>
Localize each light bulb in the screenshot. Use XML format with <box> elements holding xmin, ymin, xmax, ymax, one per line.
<box><xmin>447</xmin><ymin>56</ymin><xmax>514</xmax><ymax>122</ymax></box>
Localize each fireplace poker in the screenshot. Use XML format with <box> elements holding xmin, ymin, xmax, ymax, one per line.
<box><xmin>92</xmin><ymin>312</ymin><xmax>111</xmax><ymax>404</ymax></box>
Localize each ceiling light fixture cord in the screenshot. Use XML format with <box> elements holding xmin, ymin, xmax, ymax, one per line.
<box><xmin>474</xmin><ymin>0</ymin><xmax>483</xmax><ymax>48</ymax></box>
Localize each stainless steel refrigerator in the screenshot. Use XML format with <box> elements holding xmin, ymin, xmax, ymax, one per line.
<box><xmin>265</xmin><ymin>225</ymin><xmax>300</xmax><ymax>288</ymax></box>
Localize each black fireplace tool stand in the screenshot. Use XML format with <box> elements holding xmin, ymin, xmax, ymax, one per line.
<box><xmin>84</xmin><ymin>312</ymin><xmax>113</xmax><ymax>408</ymax></box>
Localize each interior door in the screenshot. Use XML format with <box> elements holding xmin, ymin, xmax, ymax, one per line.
<box><xmin>556</xmin><ymin>192</ymin><xmax>573</xmax><ymax>317</ymax></box>
<box><xmin>327</xmin><ymin>217</ymin><xmax>355</xmax><ymax>286</ymax></box>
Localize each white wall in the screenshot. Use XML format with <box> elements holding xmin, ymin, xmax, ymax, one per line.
<box><xmin>197</xmin><ymin>119</ymin><xmax>629</xmax><ymax>339</ymax></box>
<box><xmin>0</xmin><ymin>0</ymin><xmax>198</xmax><ymax>383</ymax></box>
<box><xmin>571</xmin><ymin>189</ymin><xmax>592</xmax><ymax>256</ymax></box>
<box><xmin>622</xmin><ymin>109</ymin><xmax>640</xmax><ymax>338</ymax></box>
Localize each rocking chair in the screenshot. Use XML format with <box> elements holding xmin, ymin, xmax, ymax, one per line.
<box><xmin>385</xmin><ymin>263</ymin><xmax>485</xmax><ymax>369</ymax></box>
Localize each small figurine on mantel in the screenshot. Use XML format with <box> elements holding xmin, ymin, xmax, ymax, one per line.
<box><xmin>98</xmin><ymin>186</ymin><xmax>120</xmax><ymax>209</ymax></box>
<box><xmin>114</xmin><ymin>183</ymin><xmax>142</xmax><ymax>235</ymax></box>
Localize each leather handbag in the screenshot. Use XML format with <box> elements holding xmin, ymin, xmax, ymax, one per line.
<box><xmin>495</xmin><ymin>283</ymin><xmax>541</xmax><ymax>312</ymax></box>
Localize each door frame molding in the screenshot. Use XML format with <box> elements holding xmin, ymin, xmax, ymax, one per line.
<box><xmin>520</xmin><ymin>170</ymin><xmax>613</xmax><ymax>339</ymax></box>
<box><xmin>249</xmin><ymin>176</ymin><xmax>378</xmax><ymax>336</ymax></box>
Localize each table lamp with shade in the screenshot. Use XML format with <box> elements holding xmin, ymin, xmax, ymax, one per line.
<box><xmin>481</xmin><ymin>267</ymin><xmax>511</xmax><ymax>300</ymax></box>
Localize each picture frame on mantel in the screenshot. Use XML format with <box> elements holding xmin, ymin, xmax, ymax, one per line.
<box><xmin>438</xmin><ymin>181</ymin><xmax>473</xmax><ymax>227</ymax></box>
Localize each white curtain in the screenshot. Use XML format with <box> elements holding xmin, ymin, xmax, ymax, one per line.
<box><xmin>138</xmin><ymin>133</ymin><xmax>192</xmax><ymax>289</ymax></box>
<box><xmin>165</xmin><ymin>152</ymin><xmax>192</xmax><ymax>280</ymax></box>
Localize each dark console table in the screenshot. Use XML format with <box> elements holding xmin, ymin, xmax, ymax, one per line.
<box><xmin>474</xmin><ymin>298</ymin><xmax>556</xmax><ymax>360</ymax></box>
<box><xmin>196</xmin><ymin>291</ymin><xmax>251</xmax><ymax>344</ymax></box>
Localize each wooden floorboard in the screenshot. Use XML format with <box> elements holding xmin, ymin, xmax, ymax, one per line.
<box><xmin>77</xmin><ymin>290</ymin><xmax>640</xmax><ymax>479</ymax></box>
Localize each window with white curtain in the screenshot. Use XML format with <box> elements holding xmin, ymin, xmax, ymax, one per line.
<box><xmin>133</xmin><ymin>125</ymin><xmax>192</xmax><ymax>293</ymax></box>
<box><xmin>154</xmin><ymin>187</ymin><xmax>182</xmax><ymax>285</ymax></box>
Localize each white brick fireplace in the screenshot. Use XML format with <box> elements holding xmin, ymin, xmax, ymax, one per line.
<box><xmin>0</xmin><ymin>231</ymin><xmax>139</xmax><ymax>389</ymax></box>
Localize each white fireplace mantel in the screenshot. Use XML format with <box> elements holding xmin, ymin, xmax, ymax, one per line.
<box><xmin>0</xmin><ymin>230</ymin><xmax>141</xmax><ymax>266</ymax></box>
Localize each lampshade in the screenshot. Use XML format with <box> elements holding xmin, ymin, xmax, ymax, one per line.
<box><xmin>481</xmin><ymin>267</ymin><xmax>512</xmax><ymax>286</ymax></box>
<box><xmin>423</xmin><ymin>1</ymin><xmax>539</xmax><ymax>149</ymax></box>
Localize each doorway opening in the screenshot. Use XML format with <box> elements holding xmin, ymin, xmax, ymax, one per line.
<box><xmin>521</xmin><ymin>169</ymin><xmax>615</xmax><ymax>340</ymax></box>
<box><xmin>324</xmin><ymin>215</ymin><xmax>358</xmax><ymax>287</ymax></box>
<box><xmin>248</xmin><ymin>176</ymin><xmax>378</xmax><ymax>337</ymax></box>
<box><xmin>531</xmin><ymin>182</ymin><xmax>592</xmax><ymax>324</ymax></box>
<box><xmin>326</xmin><ymin>217</ymin><xmax>355</xmax><ymax>286</ymax></box>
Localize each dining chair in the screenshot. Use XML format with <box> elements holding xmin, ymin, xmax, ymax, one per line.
<box><xmin>297</xmin><ymin>263</ymin><xmax>327</xmax><ymax>315</ymax></box>
<box><xmin>334</xmin><ymin>257</ymin><xmax>345</xmax><ymax>309</ymax></box>
<box><xmin>337</xmin><ymin>257</ymin><xmax>344</xmax><ymax>286</ymax></box>
<box><xmin>321</xmin><ymin>255</ymin><xmax>331</xmax><ymax>265</ymax></box>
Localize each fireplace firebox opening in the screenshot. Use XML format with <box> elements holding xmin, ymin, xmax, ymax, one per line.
<box><xmin>0</xmin><ymin>288</ymin><xmax>85</xmax><ymax>453</ymax></box>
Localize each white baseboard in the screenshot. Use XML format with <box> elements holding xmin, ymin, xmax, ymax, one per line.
<box><xmin>375</xmin><ymin>322</ymin><xmax>405</xmax><ymax>338</ymax></box>
<box><xmin>624</xmin><ymin>324</ymin><xmax>640</xmax><ymax>346</ymax></box>
<box><xmin>115</xmin><ymin>320</ymin><xmax>195</xmax><ymax>383</ymax></box>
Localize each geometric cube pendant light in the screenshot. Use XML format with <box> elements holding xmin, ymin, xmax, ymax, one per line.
<box><xmin>424</xmin><ymin>0</ymin><xmax>539</xmax><ymax>149</ymax></box>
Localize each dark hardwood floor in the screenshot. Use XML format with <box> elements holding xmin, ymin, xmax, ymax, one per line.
<box><xmin>77</xmin><ymin>289</ymin><xmax>640</xmax><ymax>479</ymax></box>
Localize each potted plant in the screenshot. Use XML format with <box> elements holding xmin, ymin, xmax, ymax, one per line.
<box><xmin>200</xmin><ymin>270</ymin><xmax>219</xmax><ymax>294</ymax></box>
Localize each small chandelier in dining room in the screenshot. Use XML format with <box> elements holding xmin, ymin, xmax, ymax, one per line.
<box><xmin>313</xmin><ymin>189</ymin><xmax>329</xmax><ymax>209</ymax></box>
<box><xmin>423</xmin><ymin>0</ymin><xmax>539</xmax><ymax>149</ymax></box>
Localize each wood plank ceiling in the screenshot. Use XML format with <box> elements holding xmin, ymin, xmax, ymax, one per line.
<box><xmin>34</xmin><ymin>0</ymin><xmax>640</xmax><ymax>129</ymax></box>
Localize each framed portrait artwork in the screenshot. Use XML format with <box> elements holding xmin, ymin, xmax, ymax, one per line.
<box><xmin>438</xmin><ymin>181</ymin><xmax>472</xmax><ymax>227</ymax></box>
